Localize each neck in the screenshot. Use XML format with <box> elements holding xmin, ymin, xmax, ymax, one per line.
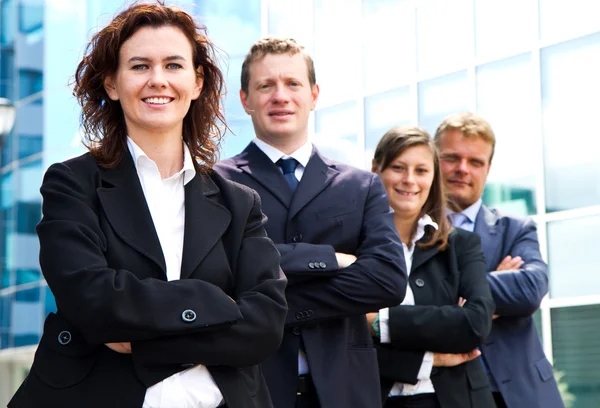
<box><xmin>258</xmin><ymin>133</ymin><xmax>308</xmax><ymax>155</ymax></box>
<box><xmin>129</xmin><ymin>132</ymin><xmax>184</xmax><ymax>179</ymax></box>
<box><xmin>394</xmin><ymin>213</ymin><xmax>419</xmax><ymax>246</ymax></box>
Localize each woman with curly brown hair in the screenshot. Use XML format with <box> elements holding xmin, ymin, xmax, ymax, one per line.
<box><xmin>8</xmin><ymin>3</ymin><xmax>286</xmax><ymax>408</ymax></box>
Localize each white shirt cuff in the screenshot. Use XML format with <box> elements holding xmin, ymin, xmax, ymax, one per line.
<box><xmin>379</xmin><ymin>308</ymin><xmax>390</xmax><ymax>343</ymax></box>
<box><xmin>417</xmin><ymin>351</ymin><xmax>434</xmax><ymax>380</ymax></box>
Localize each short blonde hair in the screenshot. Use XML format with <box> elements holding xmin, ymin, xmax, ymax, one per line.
<box><xmin>434</xmin><ymin>112</ymin><xmax>496</xmax><ymax>163</ymax></box>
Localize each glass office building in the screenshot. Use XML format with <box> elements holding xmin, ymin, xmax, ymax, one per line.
<box><xmin>1</xmin><ymin>0</ymin><xmax>599</xmax><ymax>406</ymax></box>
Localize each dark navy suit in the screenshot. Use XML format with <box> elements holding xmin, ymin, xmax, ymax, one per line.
<box><xmin>475</xmin><ymin>205</ymin><xmax>564</xmax><ymax>408</ymax></box>
<box><xmin>215</xmin><ymin>142</ymin><xmax>407</xmax><ymax>408</ymax></box>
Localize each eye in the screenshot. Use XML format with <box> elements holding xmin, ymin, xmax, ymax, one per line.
<box><xmin>470</xmin><ymin>160</ymin><xmax>484</xmax><ymax>168</ymax></box>
<box><xmin>391</xmin><ymin>165</ymin><xmax>406</xmax><ymax>172</ymax></box>
<box><xmin>416</xmin><ymin>168</ymin><xmax>429</xmax><ymax>174</ymax></box>
<box><xmin>131</xmin><ymin>64</ymin><xmax>148</xmax><ymax>71</ymax></box>
<box><xmin>289</xmin><ymin>81</ymin><xmax>300</xmax><ymax>87</ymax></box>
<box><xmin>166</xmin><ymin>63</ymin><xmax>183</xmax><ymax>70</ymax></box>
<box><xmin>441</xmin><ymin>155</ymin><xmax>458</xmax><ymax>163</ymax></box>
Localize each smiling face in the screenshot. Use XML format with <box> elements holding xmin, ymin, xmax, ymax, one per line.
<box><xmin>378</xmin><ymin>144</ymin><xmax>435</xmax><ymax>221</ymax></box>
<box><xmin>438</xmin><ymin>129</ymin><xmax>492</xmax><ymax>211</ymax></box>
<box><xmin>103</xmin><ymin>25</ymin><xmax>202</xmax><ymax>140</ymax></box>
<box><xmin>240</xmin><ymin>52</ymin><xmax>319</xmax><ymax>148</ymax></box>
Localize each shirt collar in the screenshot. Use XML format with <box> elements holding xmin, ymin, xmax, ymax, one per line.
<box><xmin>413</xmin><ymin>214</ymin><xmax>439</xmax><ymax>245</ymax></box>
<box><xmin>127</xmin><ymin>136</ymin><xmax>196</xmax><ymax>185</ymax></box>
<box><xmin>252</xmin><ymin>138</ymin><xmax>312</xmax><ymax>168</ymax></box>
<box><xmin>446</xmin><ymin>199</ymin><xmax>482</xmax><ymax>224</ymax></box>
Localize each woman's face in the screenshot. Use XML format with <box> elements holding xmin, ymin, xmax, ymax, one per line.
<box><xmin>104</xmin><ymin>26</ymin><xmax>203</xmax><ymax>139</ymax></box>
<box><xmin>378</xmin><ymin>144</ymin><xmax>435</xmax><ymax>220</ymax></box>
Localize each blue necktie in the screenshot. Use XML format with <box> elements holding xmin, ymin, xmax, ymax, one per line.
<box><xmin>277</xmin><ymin>158</ymin><xmax>299</xmax><ymax>193</ymax></box>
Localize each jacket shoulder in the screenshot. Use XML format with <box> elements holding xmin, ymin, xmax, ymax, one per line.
<box><xmin>208</xmin><ymin>169</ymin><xmax>258</xmax><ymax>209</ymax></box>
<box><xmin>448</xmin><ymin>227</ymin><xmax>482</xmax><ymax>248</ymax></box>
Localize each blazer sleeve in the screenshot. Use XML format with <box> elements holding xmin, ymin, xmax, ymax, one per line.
<box><xmin>38</xmin><ymin>163</ymin><xmax>242</xmax><ymax>344</ymax></box>
<box><xmin>487</xmin><ymin>217</ymin><xmax>549</xmax><ymax>317</ymax></box>
<box><xmin>284</xmin><ymin>174</ymin><xmax>407</xmax><ymax>326</ymax></box>
<box><xmin>375</xmin><ymin>344</ymin><xmax>426</xmax><ymax>385</ymax></box>
<box><xmin>131</xmin><ymin>190</ymin><xmax>288</xmax><ymax>371</ymax></box>
<box><xmin>275</xmin><ymin>242</ymin><xmax>340</xmax><ymax>286</ymax></box>
<box><xmin>388</xmin><ymin>232</ymin><xmax>494</xmax><ymax>353</ymax></box>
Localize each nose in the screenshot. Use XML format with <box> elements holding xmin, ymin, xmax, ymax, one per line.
<box><xmin>402</xmin><ymin>170</ymin><xmax>415</xmax><ymax>184</ymax></box>
<box><xmin>148</xmin><ymin>68</ymin><xmax>168</xmax><ymax>89</ymax></box>
<box><xmin>271</xmin><ymin>84</ymin><xmax>290</xmax><ymax>104</ymax></box>
<box><xmin>456</xmin><ymin>158</ymin><xmax>469</xmax><ymax>174</ymax></box>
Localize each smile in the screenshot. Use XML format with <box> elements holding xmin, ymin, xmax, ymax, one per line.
<box><xmin>395</xmin><ymin>189</ymin><xmax>419</xmax><ymax>196</ymax></box>
<box><xmin>143</xmin><ymin>97</ymin><xmax>173</xmax><ymax>105</ymax></box>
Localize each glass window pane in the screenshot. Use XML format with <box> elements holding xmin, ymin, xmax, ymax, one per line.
<box><xmin>474</xmin><ymin>0</ymin><xmax>537</xmax><ymax>60</ymax></box>
<box><xmin>363</xmin><ymin>0</ymin><xmax>414</xmax><ymax>94</ymax></box>
<box><xmin>19</xmin><ymin>0</ymin><xmax>44</xmax><ymax>34</ymax></box>
<box><xmin>539</xmin><ymin>0</ymin><xmax>600</xmax><ymax>44</ymax></box>
<box><xmin>547</xmin><ymin>215</ymin><xmax>600</xmax><ymax>299</ymax></box>
<box><xmin>0</xmin><ymin>49</ymin><xmax>15</xmax><ymax>100</ymax></box>
<box><xmin>418</xmin><ymin>70</ymin><xmax>469</xmax><ymax>135</ymax></box>
<box><xmin>541</xmin><ymin>33</ymin><xmax>600</xmax><ymax>212</ymax></box>
<box><xmin>416</xmin><ymin>0</ymin><xmax>471</xmax><ymax>76</ymax></box>
<box><xmin>551</xmin><ymin>305</ymin><xmax>600</xmax><ymax>408</ymax></box>
<box><xmin>1</xmin><ymin>0</ymin><xmax>17</xmax><ymax>45</ymax></box>
<box><xmin>314</xmin><ymin>0</ymin><xmax>361</xmax><ymax>106</ymax></box>
<box><xmin>268</xmin><ymin>0</ymin><xmax>314</xmax><ymax>52</ymax></box>
<box><xmin>476</xmin><ymin>53</ymin><xmax>537</xmax><ymax>216</ymax></box>
<box><xmin>314</xmin><ymin>101</ymin><xmax>362</xmax><ymax>166</ymax></box>
<box><xmin>364</xmin><ymin>87</ymin><xmax>411</xmax><ymax>156</ymax></box>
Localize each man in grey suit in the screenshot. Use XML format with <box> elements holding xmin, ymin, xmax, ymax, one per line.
<box><xmin>434</xmin><ymin>112</ymin><xmax>564</xmax><ymax>408</ymax></box>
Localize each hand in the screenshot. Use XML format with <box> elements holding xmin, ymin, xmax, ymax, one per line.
<box><xmin>492</xmin><ymin>314</ymin><xmax>500</xmax><ymax>320</ymax></box>
<box><xmin>335</xmin><ymin>252</ymin><xmax>357</xmax><ymax>268</ymax></box>
<box><xmin>457</xmin><ymin>297</ymin><xmax>466</xmax><ymax>307</ymax></box>
<box><xmin>366</xmin><ymin>312</ymin><xmax>378</xmax><ymax>336</ymax></box>
<box><xmin>105</xmin><ymin>342</ymin><xmax>132</xmax><ymax>354</ymax></box>
<box><xmin>433</xmin><ymin>349</ymin><xmax>481</xmax><ymax>367</ymax></box>
<box><xmin>495</xmin><ymin>255</ymin><xmax>524</xmax><ymax>271</ymax></box>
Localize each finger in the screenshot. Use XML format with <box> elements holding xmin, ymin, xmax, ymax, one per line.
<box><xmin>495</xmin><ymin>256</ymin><xmax>512</xmax><ymax>270</ymax></box>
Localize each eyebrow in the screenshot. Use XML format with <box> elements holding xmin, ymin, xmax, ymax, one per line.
<box><xmin>126</xmin><ymin>55</ymin><xmax>187</xmax><ymax>63</ymax></box>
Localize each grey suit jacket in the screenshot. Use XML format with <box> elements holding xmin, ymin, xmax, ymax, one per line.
<box><xmin>475</xmin><ymin>205</ymin><xmax>564</xmax><ymax>408</ymax></box>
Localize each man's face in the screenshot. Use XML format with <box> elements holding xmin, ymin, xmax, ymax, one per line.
<box><xmin>438</xmin><ymin>129</ymin><xmax>493</xmax><ymax>211</ymax></box>
<box><xmin>240</xmin><ymin>53</ymin><xmax>319</xmax><ymax>146</ymax></box>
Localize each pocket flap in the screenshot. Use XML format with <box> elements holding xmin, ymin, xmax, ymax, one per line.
<box><xmin>535</xmin><ymin>357</ymin><xmax>555</xmax><ymax>382</ymax></box>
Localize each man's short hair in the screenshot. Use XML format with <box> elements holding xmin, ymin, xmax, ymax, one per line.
<box><xmin>434</xmin><ymin>112</ymin><xmax>496</xmax><ymax>163</ymax></box>
<box><xmin>240</xmin><ymin>36</ymin><xmax>316</xmax><ymax>94</ymax></box>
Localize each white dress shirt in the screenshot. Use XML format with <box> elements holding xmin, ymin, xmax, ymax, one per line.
<box><xmin>252</xmin><ymin>138</ymin><xmax>312</xmax><ymax>375</ymax></box>
<box><xmin>379</xmin><ymin>214</ymin><xmax>439</xmax><ymax>396</ymax></box>
<box><xmin>446</xmin><ymin>199</ymin><xmax>482</xmax><ymax>233</ymax></box>
<box><xmin>126</xmin><ymin>138</ymin><xmax>224</xmax><ymax>408</ymax></box>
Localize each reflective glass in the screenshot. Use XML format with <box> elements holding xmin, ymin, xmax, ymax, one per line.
<box><xmin>364</xmin><ymin>87</ymin><xmax>411</xmax><ymax>158</ymax></box>
<box><xmin>1</xmin><ymin>0</ymin><xmax>16</xmax><ymax>45</ymax></box>
<box><xmin>476</xmin><ymin>53</ymin><xmax>537</xmax><ymax>215</ymax></box>
<box><xmin>474</xmin><ymin>0</ymin><xmax>536</xmax><ymax>60</ymax></box>
<box><xmin>416</xmin><ymin>0</ymin><xmax>471</xmax><ymax>76</ymax></box>
<box><xmin>19</xmin><ymin>0</ymin><xmax>44</xmax><ymax>34</ymax></box>
<box><xmin>268</xmin><ymin>0</ymin><xmax>314</xmax><ymax>52</ymax></box>
<box><xmin>315</xmin><ymin>101</ymin><xmax>362</xmax><ymax>166</ymax></box>
<box><xmin>314</xmin><ymin>0</ymin><xmax>361</xmax><ymax>106</ymax></box>
<box><xmin>541</xmin><ymin>33</ymin><xmax>600</xmax><ymax>212</ymax></box>
<box><xmin>547</xmin><ymin>215</ymin><xmax>600</xmax><ymax>299</ymax></box>
<box><xmin>417</xmin><ymin>70</ymin><xmax>469</xmax><ymax>135</ymax></box>
<box><xmin>551</xmin><ymin>305</ymin><xmax>600</xmax><ymax>408</ymax></box>
<box><xmin>363</xmin><ymin>0</ymin><xmax>414</xmax><ymax>94</ymax></box>
<box><xmin>539</xmin><ymin>0</ymin><xmax>600</xmax><ymax>44</ymax></box>
<box><xmin>0</xmin><ymin>49</ymin><xmax>14</xmax><ymax>100</ymax></box>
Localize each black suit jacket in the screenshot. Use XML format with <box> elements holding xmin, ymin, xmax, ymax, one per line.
<box><xmin>214</xmin><ymin>143</ymin><xmax>407</xmax><ymax>408</ymax></box>
<box><xmin>376</xmin><ymin>229</ymin><xmax>496</xmax><ymax>408</ymax></box>
<box><xmin>9</xmin><ymin>152</ymin><xmax>287</xmax><ymax>408</ymax></box>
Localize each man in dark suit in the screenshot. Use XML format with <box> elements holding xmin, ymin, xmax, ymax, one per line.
<box><xmin>434</xmin><ymin>112</ymin><xmax>564</xmax><ymax>408</ymax></box>
<box><xmin>214</xmin><ymin>37</ymin><xmax>407</xmax><ymax>408</ymax></box>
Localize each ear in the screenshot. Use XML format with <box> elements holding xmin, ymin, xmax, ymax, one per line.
<box><xmin>192</xmin><ymin>67</ymin><xmax>204</xmax><ymax>100</ymax></box>
<box><xmin>103</xmin><ymin>76</ymin><xmax>119</xmax><ymax>101</ymax></box>
<box><xmin>310</xmin><ymin>83</ymin><xmax>320</xmax><ymax>111</ymax></box>
<box><xmin>240</xmin><ymin>89</ymin><xmax>251</xmax><ymax>115</ymax></box>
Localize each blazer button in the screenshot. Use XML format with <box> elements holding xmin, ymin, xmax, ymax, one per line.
<box><xmin>308</xmin><ymin>262</ymin><xmax>315</xmax><ymax>269</ymax></box>
<box><xmin>293</xmin><ymin>234</ymin><xmax>303</xmax><ymax>242</ymax></box>
<box><xmin>296</xmin><ymin>311</ymin><xmax>304</xmax><ymax>320</ymax></box>
<box><xmin>415</xmin><ymin>278</ymin><xmax>425</xmax><ymax>288</ymax></box>
<box><xmin>292</xmin><ymin>327</ymin><xmax>301</xmax><ymax>336</ymax></box>
<box><xmin>431</xmin><ymin>368</ymin><xmax>438</xmax><ymax>375</ymax></box>
<box><xmin>319</xmin><ymin>262</ymin><xmax>327</xmax><ymax>269</ymax></box>
<box><xmin>58</xmin><ymin>330</ymin><xmax>72</xmax><ymax>345</ymax></box>
<box><xmin>307</xmin><ymin>310</ymin><xmax>314</xmax><ymax>318</ymax></box>
<box><xmin>181</xmin><ymin>309</ymin><xmax>197</xmax><ymax>323</ymax></box>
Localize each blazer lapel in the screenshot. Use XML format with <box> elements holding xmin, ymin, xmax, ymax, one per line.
<box><xmin>411</xmin><ymin>240</ymin><xmax>440</xmax><ymax>274</ymax></box>
<box><xmin>236</xmin><ymin>143</ymin><xmax>292</xmax><ymax>208</ymax></box>
<box><xmin>97</xmin><ymin>154</ymin><xmax>166</xmax><ymax>274</ymax></box>
<box><xmin>474</xmin><ymin>205</ymin><xmax>502</xmax><ymax>271</ymax></box>
<box><xmin>289</xmin><ymin>148</ymin><xmax>339</xmax><ymax>220</ymax></box>
<box><xmin>180</xmin><ymin>173</ymin><xmax>231</xmax><ymax>279</ymax></box>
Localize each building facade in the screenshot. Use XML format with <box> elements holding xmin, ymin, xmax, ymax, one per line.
<box><xmin>0</xmin><ymin>0</ymin><xmax>599</xmax><ymax>406</ymax></box>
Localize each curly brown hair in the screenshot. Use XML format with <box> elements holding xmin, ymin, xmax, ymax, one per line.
<box><xmin>372</xmin><ymin>126</ymin><xmax>451</xmax><ymax>249</ymax></box>
<box><xmin>73</xmin><ymin>2</ymin><xmax>226</xmax><ymax>171</ymax></box>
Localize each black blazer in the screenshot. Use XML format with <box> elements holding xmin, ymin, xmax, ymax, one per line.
<box><xmin>376</xmin><ymin>228</ymin><xmax>496</xmax><ymax>408</ymax></box>
<box><xmin>9</xmin><ymin>152</ymin><xmax>287</xmax><ymax>408</ymax></box>
<box><xmin>215</xmin><ymin>143</ymin><xmax>407</xmax><ymax>408</ymax></box>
